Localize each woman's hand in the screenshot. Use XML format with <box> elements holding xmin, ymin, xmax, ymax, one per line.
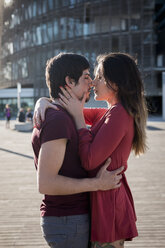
<box><xmin>58</xmin><ymin>84</ymin><xmax>87</xmax><ymax>129</ymax></box>
<box><xmin>33</xmin><ymin>97</ymin><xmax>58</xmax><ymax>128</ymax></box>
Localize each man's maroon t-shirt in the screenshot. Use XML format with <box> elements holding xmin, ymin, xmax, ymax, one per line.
<box><xmin>31</xmin><ymin>106</ymin><xmax>89</xmax><ymax>217</ymax></box>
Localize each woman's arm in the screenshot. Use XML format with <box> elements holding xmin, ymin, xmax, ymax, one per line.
<box><xmin>83</xmin><ymin>108</ymin><xmax>107</xmax><ymax>126</ymax></box>
<box><xmin>38</xmin><ymin>139</ymin><xmax>123</xmax><ymax>195</ymax></box>
<box><xmin>58</xmin><ymin>87</ymin><xmax>129</xmax><ymax>171</ymax></box>
<box><xmin>78</xmin><ymin>107</ymin><xmax>130</xmax><ymax>171</ymax></box>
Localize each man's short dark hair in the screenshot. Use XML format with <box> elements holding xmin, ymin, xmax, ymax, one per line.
<box><xmin>45</xmin><ymin>53</ymin><xmax>90</xmax><ymax>99</ymax></box>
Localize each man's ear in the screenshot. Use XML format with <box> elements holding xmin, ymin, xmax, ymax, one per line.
<box><xmin>65</xmin><ymin>76</ymin><xmax>75</xmax><ymax>86</ymax></box>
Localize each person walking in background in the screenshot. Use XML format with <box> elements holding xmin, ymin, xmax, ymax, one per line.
<box><xmin>4</xmin><ymin>104</ymin><xmax>11</xmax><ymax>129</ymax></box>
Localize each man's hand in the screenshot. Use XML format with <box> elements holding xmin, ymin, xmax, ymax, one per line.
<box><xmin>96</xmin><ymin>158</ymin><xmax>124</xmax><ymax>191</ymax></box>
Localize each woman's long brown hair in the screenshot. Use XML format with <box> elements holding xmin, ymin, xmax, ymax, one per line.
<box><xmin>97</xmin><ymin>53</ymin><xmax>148</xmax><ymax>155</ymax></box>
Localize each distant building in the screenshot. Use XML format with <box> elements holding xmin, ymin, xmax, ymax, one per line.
<box><xmin>0</xmin><ymin>0</ymin><xmax>165</xmax><ymax>116</ymax></box>
<box><xmin>0</xmin><ymin>0</ymin><xmax>4</xmax><ymax>83</ymax></box>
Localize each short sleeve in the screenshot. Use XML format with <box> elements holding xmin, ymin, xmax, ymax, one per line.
<box><xmin>40</xmin><ymin>111</ymin><xmax>72</xmax><ymax>145</ymax></box>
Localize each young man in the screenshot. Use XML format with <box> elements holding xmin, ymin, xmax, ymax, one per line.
<box><xmin>31</xmin><ymin>53</ymin><xmax>123</xmax><ymax>248</ymax></box>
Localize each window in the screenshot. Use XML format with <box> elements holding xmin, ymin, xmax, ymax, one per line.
<box><xmin>32</xmin><ymin>27</ymin><xmax>37</xmax><ymax>45</ymax></box>
<box><xmin>75</xmin><ymin>18</ymin><xmax>83</xmax><ymax>37</ymax></box>
<box><xmin>20</xmin><ymin>36</ymin><xmax>26</xmax><ymax>49</ymax></box>
<box><xmin>36</xmin><ymin>26</ymin><xmax>42</xmax><ymax>45</ymax></box>
<box><xmin>38</xmin><ymin>0</ymin><xmax>42</xmax><ymax>15</ymax></box>
<box><xmin>48</xmin><ymin>0</ymin><xmax>53</xmax><ymax>10</ymax></box>
<box><xmin>143</xmin><ymin>14</ymin><xmax>152</xmax><ymax>29</ymax></box>
<box><xmin>69</xmin><ymin>0</ymin><xmax>76</xmax><ymax>5</ymax></box>
<box><xmin>20</xmin><ymin>58</ymin><xmax>28</xmax><ymax>78</ymax></box>
<box><xmin>3</xmin><ymin>62</ymin><xmax>12</xmax><ymax>80</ymax></box>
<box><xmin>42</xmin><ymin>0</ymin><xmax>47</xmax><ymax>14</ymax></box>
<box><xmin>84</xmin><ymin>3</ymin><xmax>91</xmax><ymax>23</ymax></box>
<box><xmin>53</xmin><ymin>18</ymin><xmax>59</xmax><ymax>40</ymax></box>
<box><xmin>41</xmin><ymin>24</ymin><xmax>49</xmax><ymax>44</ymax></box>
<box><xmin>25</xmin><ymin>8</ymin><xmax>29</xmax><ymax>20</ymax></box>
<box><xmin>111</xmin><ymin>17</ymin><xmax>120</xmax><ymax>31</ymax></box>
<box><xmin>120</xmin><ymin>35</ymin><xmax>129</xmax><ymax>53</ymax></box>
<box><xmin>13</xmin><ymin>35</ymin><xmax>20</xmax><ymax>52</ymax></box>
<box><xmin>101</xmin><ymin>16</ymin><xmax>109</xmax><ymax>33</ymax></box>
<box><xmin>143</xmin><ymin>32</ymin><xmax>152</xmax><ymax>44</ymax></box>
<box><xmin>67</xmin><ymin>18</ymin><xmax>74</xmax><ymax>38</ymax></box>
<box><xmin>121</xmin><ymin>19</ymin><xmax>128</xmax><ymax>31</ymax></box>
<box><xmin>132</xmin><ymin>34</ymin><xmax>141</xmax><ymax>64</ymax></box>
<box><xmin>112</xmin><ymin>36</ymin><xmax>119</xmax><ymax>52</ymax></box>
<box><xmin>62</xmin><ymin>0</ymin><xmax>68</xmax><ymax>7</ymax></box>
<box><xmin>32</xmin><ymin>1</ymin><xmax>37</xmax><ymax>17</ymax></box>
<box><xmin>12</xmin><ymin>62</ymin><xmax>18</xmax><ymax>80</ymax></box>
<box><xmin>143</xmin><ymin>44</ymin><xmax>151</xmax><ymax>67</ymax></box>
<box><xmin>60</xmin><ymin>17</ymin><xmax>67</xmax><ymax>39</ymax></box>
<box><xmin>28</xmin><ymin>3</ymin><xmax>33</xmax><ymax>19</ymax></box>
<box><xmin>130</xmin><ymin>16</ymin><xmax>141</xmax><ymax>31</ymax></box>
<box><xmin>47</xmin><ymin>22</ymin><xmax>53</xmax><ymax>42</ymax></box>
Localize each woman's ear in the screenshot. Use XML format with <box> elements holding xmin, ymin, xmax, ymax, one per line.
<box><xmin>113</xmin><ymin>83</ymin><xmax>118</xmax><ymax>92</ymax></box>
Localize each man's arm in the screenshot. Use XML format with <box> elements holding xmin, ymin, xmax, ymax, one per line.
<box><xmin>38</xmin><ymin>138</ymin><xmax>123</xmax><ymax>195</ymax></box>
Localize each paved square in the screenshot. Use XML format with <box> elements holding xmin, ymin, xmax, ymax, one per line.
<box><xmin>0</xmin><ymin>119</ymin><xmax>165</xmax><ymax>247</ymax></box>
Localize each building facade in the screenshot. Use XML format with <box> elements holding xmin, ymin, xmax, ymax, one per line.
<box><xmin>0</xmin><ymin>0</ymin><xmax>165</xmax><ymax>115</ymax></box>
<box><xmin>0</xmin><ymin>0</ymin><xmax>4</xmax><ymax>84</ymax></box>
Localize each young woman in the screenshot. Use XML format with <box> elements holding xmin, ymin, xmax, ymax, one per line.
<box><xmin>34</xmin><ymin>53</ymin><xmax>147</xmax><ymax>248</ymax></box>
<box><xmin>4</xmin><ymin>104</ymin><xmax>11</xmax><ymax>128</ymax></box>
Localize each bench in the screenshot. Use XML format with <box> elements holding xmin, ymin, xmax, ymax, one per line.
<box><xmin>14</xmin><ymin>122</ymin><xmax>33</xmax><ymax>132</ymax></box>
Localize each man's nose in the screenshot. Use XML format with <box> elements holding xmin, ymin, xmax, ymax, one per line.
<box><xmin>91</xmin><ymin>80</ymin><xmax>96</xmax><ymax>87</ymax></box>
<box><xmin>88</xmin><ymin>80</ymin><xmax>93</xmax><ymax>87</ymax></box>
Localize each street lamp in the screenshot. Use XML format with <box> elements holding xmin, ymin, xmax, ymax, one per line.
<box><xmin>17</xmin><ymin>82</ymin><xmax>21</xmax><ymax>111</ymax></box>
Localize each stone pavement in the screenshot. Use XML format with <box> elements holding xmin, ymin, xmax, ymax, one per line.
<box><xmin>0</xmin><ymin>119</ymin><xmax>165</xmax><ymax>248</ymax></box>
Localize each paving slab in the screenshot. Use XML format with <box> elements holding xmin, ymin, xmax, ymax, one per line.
<box><xmin>0</xmin><ymin>119</ymin><xmax>165</xmax><ymax>248</ymax></box>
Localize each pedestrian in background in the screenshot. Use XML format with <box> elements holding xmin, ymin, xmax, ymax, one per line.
<box><xmin>26</xmin><ymin>108</ymin><xmax>33</xmax><ymax>122</ymax></box>
<box><xmin>17</xmin><ymin>108</ymin><xmax>25</xmax><ymax>122</ymax></box>
<box><xmin>4</xmin><ymin>104</ymin><xmax>11</xmax><ymax>129</ymax></box>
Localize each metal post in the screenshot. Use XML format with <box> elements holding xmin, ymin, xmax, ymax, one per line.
<box><xmin>17</xmin><ymin>82</ymin><xmax>21</xmax><ymax>110</ymax></box>
<box><xmin>162</xmin><ymin>72</ymin><xmax>165</xmax><ymax>121</ymax></box>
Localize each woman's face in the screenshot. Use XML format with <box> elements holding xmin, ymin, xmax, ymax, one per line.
<box><xmin>92</xmin><ymin>64</ymin><xmax>118</xmax><ymax>104</ymax></box>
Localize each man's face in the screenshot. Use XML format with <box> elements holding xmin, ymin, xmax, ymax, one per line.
<box><xmin>71</xmin><ymin>69</ymin><xmax>92</xmax><ymax>102</ymax></box>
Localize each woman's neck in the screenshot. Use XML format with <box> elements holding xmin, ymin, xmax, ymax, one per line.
<box><xmin>107</xmin><ymin>98</ymin><xmax>119</xmax><ymax>108</ymax></box>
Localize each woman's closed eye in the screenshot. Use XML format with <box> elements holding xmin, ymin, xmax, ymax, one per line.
<box><xmin>96</xmin><ymin>75</ymin><xmax>102</xmax><ymax>80</ymax></box>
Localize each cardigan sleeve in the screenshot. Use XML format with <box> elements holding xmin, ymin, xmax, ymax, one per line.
<box><xmin>83</xmin><ymin>108</ymin><xmax>107</xmax><ymax>126</ymax></box>
<box><xmin>79</xmin><ymin>105</ymin><xmax>130</xmax><ymax>171</ymax></box>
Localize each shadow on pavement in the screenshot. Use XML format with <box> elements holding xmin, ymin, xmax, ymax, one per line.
<box><xmin>0</xmin><ymin>147</ymin><xmax>33</xmax><ymax>160</ymax></box>
<box><xmin>147</xmin><ymin>125</ymin><xmax>165</xmax><ymax>131</ymax></box>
